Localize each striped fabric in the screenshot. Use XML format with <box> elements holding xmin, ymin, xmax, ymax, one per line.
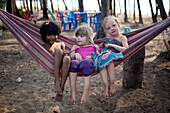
<box><xmin>0</xmin><ymin>9</ymin><xmax>169</xmax><ymax>76</ymax></box>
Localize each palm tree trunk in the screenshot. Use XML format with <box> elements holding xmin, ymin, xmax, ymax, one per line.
<box><xmin>137</xmin><ymin>0</ymin><xmax>143</xmax><ymax>24</ymax></box>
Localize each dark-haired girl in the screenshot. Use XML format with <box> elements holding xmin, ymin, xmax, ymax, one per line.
<box><xmin>40</xmin><ymin>22</ymin><xmax>70</xmax><ymax>101</ymax></box>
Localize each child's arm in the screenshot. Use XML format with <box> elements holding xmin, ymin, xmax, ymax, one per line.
<box><xmin>70</xmin><ymin>45</ymin><xmax>82</xmax><ymax>60</ymax></box>
<box><xmin>60</xmin><ymin>42</ymin><xmax>66</xmax><ymax>51</ymax></box>
<box><xmin>94</xmin><ymin>44</ymin><xmax>100</xmax><ymax>54</ymax></box>
<box><xmin>105</xmin><ymin>36</ymin><xmax>129</xmax><ymax>52</ymax></box>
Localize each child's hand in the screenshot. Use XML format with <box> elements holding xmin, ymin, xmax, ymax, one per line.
<box><xmin>85</xmin><ymin>56</ymin><xmax>92</xmax><ymax>59</ymax></box>
<box><xmin>105</xmin><ymin>44</ymin><xmax>114</xmax><ymax>48</ymax></box>
<box><xmin>74</xmin><ymin>53</ymin><xmax>82</xmax><ymax>60</ymax></box>
<box><xmin>99</xmin><ymin>43</ymin><xmax>105</xmax><ymax>49</ymax></box>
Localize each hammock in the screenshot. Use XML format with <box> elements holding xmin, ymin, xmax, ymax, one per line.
<box><xmin>0</xmin><ymin>9</ymin><xmax>170</xmax><ymax>76</ymax></box>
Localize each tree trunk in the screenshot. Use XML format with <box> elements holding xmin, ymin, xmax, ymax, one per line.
<box><xmin>94</xmin><ymin>0</ymin><xmax>110</xmax><ymax>39</ymax></box>
<box><xmin>26</xmin><ymin>0</ymin><xmax>29</xmax><ymax>11</ymax></box>
<box><xmin>157</xmin><ymin>0</ymin><xmax>167</xmax><ymax>20</ymax></box>
<box><xmin>133</xmin><ymin>0</ymin><xmax>135</xmax><ymax>21</ymax></box>
<box><xmin>113</xmin><ymin>0</ymin><xmax>116</xmax><ymax>16</ymax></box>
<box><xmin>23</xmin><ymin>0</ymin><xmax>26</xmax><ymax>9</ymax></box>
<box><xmin>43</xmin><ymin>0</ymin><xmax>48</xmax><ymax>19</ymax></box>
<box><xmin>123</xmin><ymin>47</ymin><xmax>145</xmax><ymax>89</ymax></box>
<box><xmin>62</xmin><ymin>0</ymin><xmax>68</xmax><ymax>10</ymax></box>
<box><xmin>124</xmin><ymin>0</ymin><xmax>128</xmax><ymax>22</ymax></box>
<box><xmin>50</xmin><ymin>0</ymin><xmax>54</xmax><ymax>13</ymax></box>
<box><xmin>40</xmin><ymin>0</ymin><xmax>43</xmax><ymax>10</ymax></box>
<box><xmin>30</xmin><ymin>0</ymin><xmax>33</xmax><ymax>14</ymax></box>
<box><xmin>78</xmin><ymin>0</ymin><xmax>84</xmax><ymax>22</ymax></box>
<box><xmin>97</xmin><ymin>0</ymin><xmax>101</xmax><ymax>11</ymax></box>
<box><xmin>109</xmin><ymin>0</ymin><xmax>112</xmax><ymax>15</ymax></box>
<box><xmin>6</xmin><ymin>0</ymin><xmax>23</xmax><ymax>18</ymax></box>
<box><xmin>137</xmin><ymin>0</ymin><xmax>143</xmax><ymax>24</ymax></box>
<box><xmin>149</xmin><ymin>0</ymin><xmax>157</xmax><ymax>23</ymax></box>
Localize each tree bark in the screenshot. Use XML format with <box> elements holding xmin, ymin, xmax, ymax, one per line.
<box><xmin>113</xmin><ymin>0</ymin><xmax>116</xmax><ymax>16</ymax></box>
<box><xmin>43</xmin><ymin>0</ymin><xmax>48</xmax><ymax>19</ymax></box>
<box><xmin>30</xmin><ymin>0</ymin><xmax>33</xmax><ymax>14</ymax></box>
<box><xmin>149</xmin><ymin>0</ymin><xmax>157</xmax><ymax>23</ymax></box>
<box><xmin>124</xmin><ymin>0</ymin><xmax>128</xmax><ymax>22</ymax></box>
<box><xmin>94</xmin><ymin>0</ymin><xmax>110</xmax><ymax>39</ymax></box>
<box><xmin>25</xmin><ymin>0</ymin><xmax>29</xmax><ymax>11</ymax></box>
<box><xmin>97</xmin><ymin>0</ymin><xmax>101</xmax><ymax>11</ymax></box>
<box><xmin>50</xmin><ymin>0</ymin><xmax>54</xmax><ymax>13</ymax></box>
<box><xmin>123</xmin><ymin>47</ymin><xmax>145</xmax><ymax>89</ymax></box>
<box><xmin>133</xmin><ymin>0</ymin><xmax>135</xmax><ymax>21</ymax></box>
<box><xmin>156</xmin><ymin>0</ymin><xmax>167</xmax><ymax>20</ymax></box>
<box><xmin>78</xmin><ymin>0</ymin><xmax>84</xmax><ymax>22</ymax></box>
<box><xmin>137</xmin><ymin>0</ymin><xmax>143</xmax><ymax>24</ymax></box>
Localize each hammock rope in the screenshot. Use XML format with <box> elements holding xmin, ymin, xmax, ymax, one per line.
<box><xmin>0</xmin><ymin>9</ymin><xmax>169</xmax><ymax>76</ymax></box>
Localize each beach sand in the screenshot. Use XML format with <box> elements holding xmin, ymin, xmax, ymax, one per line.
<box><xmin>0</xmin><ymin>12</ymin><xmax>169</xmax><ymax>113</ymax></box>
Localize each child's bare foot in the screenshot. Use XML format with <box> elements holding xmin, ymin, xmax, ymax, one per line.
<box><xmin>55</xmin><ymin>94</ymin><xmax>63</xmax><ymax>102</ymax></box>
<box><xmin>70</xmin><ymin>95</ymin><xmax>76</xmax><ymax>105</ymax></box>
<box><xmin>103</xmin><ymin>86</ymin><xmax>109</xmax><ymax>99</ymax></box>
<box><xmin>81</xmin><ymin>91</ymin><xmax>89</xmax><ymax>104</ymax></box>
<box><xmin>54</xmin><ymin>81</ymin><xmax>63</xmax><ymax>95</ymax></box>
<box><xmin>109</xmin><ymin>85</ymin><xmax>115</xmax><ymax>97</ymax></box>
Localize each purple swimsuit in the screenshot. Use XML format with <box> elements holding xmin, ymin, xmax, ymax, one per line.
<box><xmin>70</xmin><ymin>46</ymin><xmax>98</xmax><ymax>77</ymax></box>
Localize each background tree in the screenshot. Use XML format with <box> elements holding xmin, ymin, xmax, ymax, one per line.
<box><xmin>97</xmin><ymin>0</ymin><xmax>101</xmax><ymax>11</ymax></box>
<box><xmin>78</xmin><ymin>0</ymin><xmax>84</xmax><ymax>22</ymax></box>
<box><xmin>113</xmin><ymin>0</ymin><xmax>116</xmax><ymax>16</ymax></box>
<box><xmin>6</xmin><ymin>0</ymin><xmax>23</xmax><ymax>18</ymax></box>
<box><xmin>62</xmin><ymin>0</ymin><xmax>68</xmax><ymax>11</ymax></box>
<box><xmin>124</xmin><ymin>0</ymin><xmax>128</xmax><ymax>22</ymax></box>
<box><xmin>50</xmin><ymin>0</ymin><xmax>54</xmax><ymax>13</ymax></box>
<box><xmin>43</xmin><ymin>0</ymin><xmax>48</xmax><ymax>19</ymax></box>
<box><xmin>23</xmin><ymin>0</ymin><xmax>26</xmax><ymax>10</ymax></box>
<box><xmin>156</xmin><ymin>0</ymin><xmax>167</xmax><ymax>20</ymax></box>
<box><xmin>137</xmin><ymin>0</ymin><xmax>143</xmax><ymax>24</ymax></box>
<box><xmin>26</xmin><ymin>0</ymin><xmax>29</xmax><ymax>11</ymax></box>
<box><xmin>149</xmin><ymin>0</ymin><xmax>156</xmax><ymax>23</ymax></box>
<box><xmin>133</xmin><ymin>0</ymin><xmax>135</xmax><ymax>21</ymax></box>
<box><xmin>30</xmin><ymin>0</ymin><xmax>33</xmax><ymax>14</ymax></box>
<box><xmin>94</xmin><ymin>0</ymin><xmax>110</xmax><ymax>39</ymax></box>
<box><xmin>40</xmin><ymin>0</ymin><xmax>43</xmax><ymax>10</ymax></box>
<box><xmin>109</xmin><ymin>0</ymin><xmax>112</xmax><ymax>15</ymax></box>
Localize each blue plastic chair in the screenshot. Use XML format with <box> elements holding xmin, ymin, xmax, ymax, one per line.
<box><xmin>68</xmin><ymin>11</ymin><xmax>80</xmax><ymax>30</ymax></box>
<box><xmin>90</xmin><ymin>13</ymin><xmax>101</xmax><ymax>32</ymax></box>
<box><xmin>58</xmin><ymin>12</ymin><xmax>74</xmax><ymax>32</ymax></box>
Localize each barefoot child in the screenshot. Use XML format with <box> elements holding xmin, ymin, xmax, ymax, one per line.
<box><xmin>92</xmin><ymin>16</ymin><xmax>129</xmax><ymax>99</ymax></box>
<box><xmin>40</xmin><ymin>22</ymin><xmax>70</xmax><ymax>101</ymax></box>
<box><xmin>69</xmin><ymin>25</ymin><xmax>99</xmax><ymax>104</ymax></box>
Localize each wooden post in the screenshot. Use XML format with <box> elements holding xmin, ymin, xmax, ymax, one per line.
<box><xmin>123</xmin><ymin>47</ymin><xmax>145</xmax><ymax>89</ymax></box>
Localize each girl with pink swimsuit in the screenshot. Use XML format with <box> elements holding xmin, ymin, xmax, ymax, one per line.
<box><xmin>69</xmin><ymin>25</ymin><xmax>99</xmax><ymax>105</ymax></box>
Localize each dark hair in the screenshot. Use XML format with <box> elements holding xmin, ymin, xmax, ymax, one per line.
<box><xmin>40</xmin><ymin>22</ymin><xmax>61</xmax><ymax>42</ymax></box>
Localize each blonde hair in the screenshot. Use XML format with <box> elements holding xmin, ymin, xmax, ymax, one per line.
<box><xmin>74</xmin><ymin>24</ymin><xmax>94</xmax><ymax>44</ymax></box>
<box><xmin>102</xmin><ymin>15</ymin><xmax>121</xmax><ymax>31</ymax></box>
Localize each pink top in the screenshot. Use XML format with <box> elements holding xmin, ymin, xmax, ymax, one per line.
<box><xmin>75</xmin><ymin>46</ymin><xmax>97</xmax><ymax>60</ymax></box>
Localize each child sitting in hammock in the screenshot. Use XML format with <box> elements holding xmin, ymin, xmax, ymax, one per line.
<box><xmin>92</xmin><ymin>16</ymin><xmax>129</xmax><ymax>99</ymax></box>
<box><xmin>69</xmin><ymin>25</ymin><xmax>99</xmax><ymax>104</ymax></box>
<box><xmin>40</xmin><ymin>22</ymin><xmax>70</xmax><ymax>101</ymax></box>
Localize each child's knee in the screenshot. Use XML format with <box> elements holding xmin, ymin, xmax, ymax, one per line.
<box><xmin>55</xmin><ymin>49</ymin><xmax>63</xmax><ymax>57</ymax></box>
<box><xmin>63</xmin><ymin>56</ymin><xmax>71</xmax><ymax>64</ymax></box>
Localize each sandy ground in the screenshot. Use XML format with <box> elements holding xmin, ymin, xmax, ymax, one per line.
<box><xmin>0</xmin><ymin>12</ymin><xmax>170</xmax><ymax>113</ymax></box>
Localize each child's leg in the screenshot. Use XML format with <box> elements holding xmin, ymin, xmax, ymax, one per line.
<box><xmin>107</xmin><ymin>62</ymin><xmax>115</xmax><ymax>96</ymax></box>
<box><xmin>81</xmin><ymin>75</ymin><xmax>91</xmax><ymax>104</ymax></box>
<box><xmin>61</xmin><ymin>55</ymin><xmax>70</xmax><ymax>91</ymax></box>
<box><xmin>54</xmin><ymin>49</ymin><xmax>63</xmax><ymax>95</ymax></box>
<box><xmin>100</xmin><ymin>68</ymin><xmax>109</xmax><ymax>99</ymax></box>
<box><xmin>69</xmin><ymin>72</ymin><xmax>77</xmax><ymax>105</ymax></box>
